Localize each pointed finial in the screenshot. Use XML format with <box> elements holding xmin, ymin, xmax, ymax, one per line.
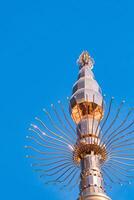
<box><xmin>77</xmin><ymin>51</ymin><xmax>94</xmax><ymax>69</ymax></box>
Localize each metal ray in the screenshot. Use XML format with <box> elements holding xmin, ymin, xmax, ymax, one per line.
<box><xmin>108</xmin><ymin>156</ymin><xmax>134</xmax><ymax>161</ymax></box>
<box><xmin>104</xmin><ymin>122</ymin><xmax>134</xmax><ymax>148</ymax></box>
<box><xmin>101</xmin><ymin>168</ymin><xmax>115</xmax><ymax>184</ymax></box>
<box><xmin>102</xmin><ymin>108</ymin><xmax>134</xmax><ymax>144</ymax></box>
<box><xmin>39</xmin><ymin>161</ymin><xmax>73</xmax><ymax>173</ymax></box>
<box><xmin>51</xmin><ymin>104</ymin><xmax>76</xmax><ymax>141</ymax></box>
<box><xmin>30</xmin><ymin>124</ymin><xmax>74</xmax><ymax>147</ymax></box>
<box><xmin>38</xmin><ymin>115</ymin><xmax>74</xmax><ymax>143</ymax></box>
<box><xmin>107</xmin><ymin>149</ymin><xmax>134</xmax><ymax>160</ymax></box>
<box><xmin>28</xmin><ymin>128</ymin><xmax>67</xmax><ymax>148</ymax></box>
<box><xmin>62</xmin><ymin>168</ymin><xmax>78</xmax><ymax>188</ymax></box>
<box><xmin>33</xmin><ymin>117</ymin><xmax>73</xmax><ymax>145</ymax></box>
<box><xmin>58</xmin><ymin>101</ymin><xmax>76</xmax><ymax>134</ymax></box>
<box><xmin>55</xmin><ymin>166</ymin><xmax>76</xmax><ymax>182</ymax></box>
<box><xmin>104</xmin><ymin>165</ymin><xmax>130</xmax><ymax>183</ymax></box>
<box><xmin>26</xmin><ymin>155</ymin><xmax>72</xmax><ymax>161</ymax></box>
<box><xmin>102</xmin><ymin>101</ymin><xmax>125</xmax><ymax>144</ymax></box>
<box><xmin>107</xmin><ymin>158</ymin><xmax>134</xmax><ymax>167</ymax></box>
<box><xmin>41</xmin><ymin>166</ymin><xmax>76</xmax><ymax>186</ymax></box>
<box><xmin>98</xmin><ymin>97</ymin><xmax>114</xmax><ymax>138</ymax></box>
<box><xmin>32</xmin><ymin>158</ymin><xmax>72</xmax><ymax>167</ymax></box>
<box><xmin>105</xmin><ymin>130</ymin><xmax>134</xmax><ymax>151</ymax></box>
<box><xmin>102</xmin><ymin>100</ymin><xmax>125</xmax><ymax>141</ymax></box>
<box><xmin>26</xmin><ymin>135</ymin><xmax>72</xmax><ymax>153</ymax></box>
<box><xmin>107</xmin><ymin>137</ymin><xmax>134</xmax><ymax>152</ymax></box>
<box><xmin>35</xmin><ymin>115</ymin><xmax>75</xmax><ymax>144</ymax></box>
<box><xmin>58</xmin><ymin>167</ymin><xmax>77</xmax><ymax>184</ymax></box>
<box><xmin>39</xmin><ymin>163</ymin><xmax>75</xmax><ymax>177</ymax></box>
<box><xmin>102</xmin><ymin>165</ymin><xmax>125</xmax><ymax>184</ymax></box>
<box><xmin>25</xmin><ymin>145</ymin><xmax>71</xmax><ymax>156</ymax></box>
<box><xmin>95</xmin><ymin>98</ymin><xmax>104</xmax><ymax>135</ymax></box>
<box><xmin>103</xmin><ymin>161</ymin><xmax>130</xmax><ymax>173</ymax></box>
<box><xmin>69</xmin><ymin>171</ymin><xmax>80</xmax><ymax>191</ymax></box>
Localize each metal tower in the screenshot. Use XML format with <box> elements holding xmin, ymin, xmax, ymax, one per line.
<box><xmin>26</xmin><ymin>51</ymin><xmax>134</xmax><ymax>200</ymax></box>
<box><xmin>70</xmin><ymin>51</ymin><xmax>110</xmax><ymax>200</ymax></box>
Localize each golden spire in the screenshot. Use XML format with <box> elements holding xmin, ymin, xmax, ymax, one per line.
<box><xmin>77</xmin><ymin>51</ymin><xmax>94</xmax><ymax>69</ymax></box>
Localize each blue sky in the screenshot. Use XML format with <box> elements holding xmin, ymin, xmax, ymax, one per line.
<box><xmin>0</xmin><ymin>0</ymin><xmax>134</xmax><ymax>199</ymax></box>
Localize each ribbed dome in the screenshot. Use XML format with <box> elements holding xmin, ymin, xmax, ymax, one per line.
<box><xmin>69</xmin><ymin>52</ymin><xmax>103</xmax><ymax>124</ymax></box>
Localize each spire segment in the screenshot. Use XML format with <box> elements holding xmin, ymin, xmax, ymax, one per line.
<box><xmin>70</xmin><ymin>51</ymin><xmax>110</xmax><ymax>200</ymax></box>
<box><xmin>78</xmin><ymin>51</ymin><xmax>94</xmax><ymax>69</ymax></box>
<box><xmin>70</xmin><ymin>51</ymin><xmax>103</xmax><ymax>124</ymax></box>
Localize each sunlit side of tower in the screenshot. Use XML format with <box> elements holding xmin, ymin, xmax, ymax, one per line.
<box><xmin>70</xmin><ymin>52</ymin><xmax>110</xmax><ymax>200</ymax></box>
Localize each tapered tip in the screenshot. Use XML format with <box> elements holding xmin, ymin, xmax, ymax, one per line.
<box><xmin>77</xmin><ymin>51</ymin><xmax>94</xmax><ymax>69</ymax></box>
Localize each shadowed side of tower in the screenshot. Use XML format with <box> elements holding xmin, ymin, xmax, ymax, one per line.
<box><xmin>69</xmin><ymin>51</ymin><xmax>111</xmax><ymax>200</ymax></box>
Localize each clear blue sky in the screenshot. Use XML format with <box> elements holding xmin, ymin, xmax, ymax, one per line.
<box><xmin>0</xmin><ymin>0</ymin><xmax>134</xmax><ymax>199</ymax></box>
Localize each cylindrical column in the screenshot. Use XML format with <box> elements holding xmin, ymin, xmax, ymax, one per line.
<box><xmin>69</xmin><ymin>52</ymin><xmax>111</xmax><ymax>200</ymax></box>
<box><xmin>79</xmin><ymin>154</ymin><xmax>110</xmax><ymax>200</ymax></box>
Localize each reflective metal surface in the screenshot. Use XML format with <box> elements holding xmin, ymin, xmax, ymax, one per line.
<box><xmin>26</xmin><ymin>51</ymin><xmax>134</xmax><ymax>200</ymax></box>
<box><xmin>70</xmin><ymin>51</ymin><xmax>111</xmax><ymax>200</ymax></box>
<box><xmin>70</xmin><ymin>52</ymin><xmax>103</xmax><ymax>124</ymax></box>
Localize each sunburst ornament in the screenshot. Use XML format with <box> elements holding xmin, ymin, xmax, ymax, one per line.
<box><xmin>26</xmin><ymin>51</ymin><xmax>134</xmax><ymax>200</ymax></box>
